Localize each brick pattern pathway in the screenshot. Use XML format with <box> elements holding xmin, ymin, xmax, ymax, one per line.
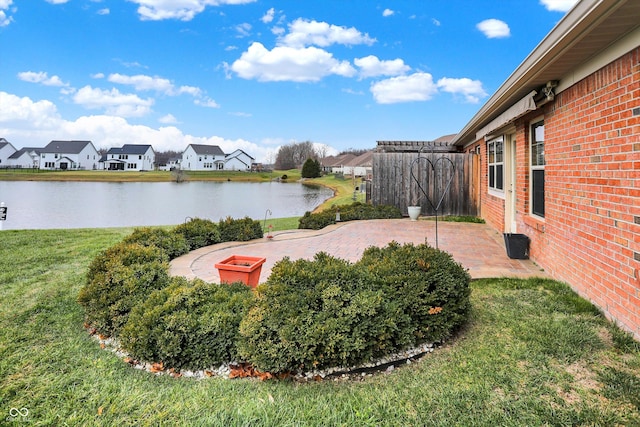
<box><xmin>170</xmin><ymin>219</ymin><xmax>547</xmax><ymax>284</ymax></box>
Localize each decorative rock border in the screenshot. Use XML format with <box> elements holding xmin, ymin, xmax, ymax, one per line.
<box><xmin>91</xmin><ymin>328</ymin><xmax>440</xmax><ymax>382</ymax></box>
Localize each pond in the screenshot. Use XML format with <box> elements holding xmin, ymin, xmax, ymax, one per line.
<box><xmin>0</xmin><ymin>181</ymin><xmax>333</xmax><ymax>230</ymax></box>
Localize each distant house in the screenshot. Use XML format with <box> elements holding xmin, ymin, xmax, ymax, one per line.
<box><xmin>0</xmin><ymin>138</ymin><xmax>17</xmax><ymax>167</ymax></box>
<box><xmin>321</xmin><ymin>153</ymin><xmax>357</xmax><ymax>174</ymax></box>
<box><xmin>100</xmin><ymin>144</ymin><xmax>155</xmax><ymax>171</ymax></box>
<box><xmin>224</xmin><ymin>149</ymin><xmax>254</xmax><ymax>171</ymax></box>
<box><xmin>158</xmin><ymin>157</ymin><xmax>181</xmax><ymax>171</ymax></box>
<box><xmin>8</xmin><ymin>147</ymin><xmax>41</xmax><ymax>169</ymax></box>
<box><xmin>343</xmin><ymin>151</ymin><xmax>373</xmax><ymax>177</ymax></box>
<box><xmin>40</xmin><ymin>140</ymin><xmax>100</xmax><ymax>170</ymax></box>
<box><xmin>451</xmin><ymin>0</ymin><xmax>640</xmax><ymax>340</ymax></box>
<box><xmin>180</xmin><ymin>144</ymin><xmax>256</xmax><ymax>171</ymax></box>
<box><xmin>180</xmin><ymin>144</ymin><xmax>226</xmax><ymax>171</ymax></box>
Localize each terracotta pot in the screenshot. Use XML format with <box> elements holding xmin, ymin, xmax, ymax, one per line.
<box><xmin>215</xmin><ymin>255</ymin><xmax>266</xmax><ymax>288</ymax></box>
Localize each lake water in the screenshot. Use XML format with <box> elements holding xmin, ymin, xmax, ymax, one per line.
<box><xmin>0</xmin><ymin>181</ymin><xmax>333</xmax><ymax>230</ymax></box>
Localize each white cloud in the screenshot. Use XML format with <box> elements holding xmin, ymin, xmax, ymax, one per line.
<box><xmin>370</xmin><ymin>72</ymin><xmax>438</xmax><ymax>104</ymax></box>
<box><xmin>194</xmin><ymin>97</ymin><xmax>220</xmax><ymax>108</ymax></box>
<box><xmin>178</xmin><ymin>85</ymin><xmax>202</xmax><ymax>97</ymax></box>
<box><xmin>279</xmin><ymin>18</ymin><xmax>376</xmax><ymax>48</ymax></box>
<box><xmin>91</xmin><ymin>73</ymin><xmax>105</xmax><ymax>79</ymax></box>
<box><xmin>17</xmin><ymin>71</ymin><xmax>69</xmax><ymax>87</ymax></box>
<box><xmin>231</xmin><ymin>42</ymin><xmax>356</xmax><ymax>82</ymax></box>
<box><xmin>354</xmin><ymin>55</ymin><xmax>410</xmax><ymax>79</ymax></box>
<box><xmin>0</xmin><ymin>0</ymin><xmax>13</xmax><ymax>27</ymax></box>
<box><xmin>0</xmin><ymin>11</ymin><xmax>11</xmax><ymax>27</ymax></box>
<box><xmin>97</xmin><ymin>8</ymin><xmax>110</xmax><ymax>15</ymax></box>
<box><xmin>235</xmin><ymin>22</ymin><xmax>251</xmax><ymax>37</ymax></box>
<box><xmin>0</xmin><ymin>91</ymin><xmax>61</xmax><ymax>129</ymax></box>
<box><xmin>540</xmin><ymin>0</ymin><xmax>578</xmax><ymax>12</ymax></box>
<box><xmin>271</xmin><ymin>26</ymin><xmax>285</xmax><ymax>36</ymax></box>
<box><xmin>73</xmin><ymin>86</ymin><xmax>154</xmax><ymax>117</ymax></box>
<box><xmin>342</xmin><ymin>88</ymin><xmax>365</xmax><ymax>96</ymax></box>
<box><xmin>45</xmin><ymin>0</ymin><xmax>69</xmax><ymax>3</ymax></box>
<box><xmin>158</xmin><ymin>114</ymin><xmax>178</xmax><ymax>124</ymax></box>
<box><xmin>437</xmin><ymin>77</ymin><xmax>487</xmax><ymax>103</ymax></box>
<box><xmin>107</xmin><ymin>73</ymin><xmax>204</xmax><ymax>98</ymax></box>
<box><xmin>261</xmin><ymin>7</ymin><xmax>274</xmax><ymax>23</ymax></box>
<box><xmin>0</xmin><ymin>91</ymin><xmax>276</xmax><ymax>161</ymax></box>
<box><xmin>108</xmin><ymin>73</ymin><xmax>173</xmax><ymax>93</ymax></box>
<box><xmin>476</xmin><ymin>19</ymin><xmax>510</xmax><ymax>39</ymax></box>
<box><xmin>129</xmin><ymin>0</ymin><xmax>257</xmax><ymax>21</ymax></box>
<box><xmin>382</xmin><ymin>9</ymin><xmax>394</xmax><ymax>17</ymax></box>
<box><xmin>229</xmin><ymin>111</ymin><xmax>252</xmax><ymax>117</ymax></box>
<box><xmin>432</xmin><ymin>18</ymin><xmax>441</xmax><ymax>26</ymax></box>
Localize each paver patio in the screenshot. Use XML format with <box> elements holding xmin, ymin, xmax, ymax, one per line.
<box><xmin>170</xmin><ymin>219</ymin><xmax>548</xmax><ymax>283</ymax></box>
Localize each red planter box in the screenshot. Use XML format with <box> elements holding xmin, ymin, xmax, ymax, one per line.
<box><xmin>214</xmin><ymin>255</ymin><xmax>266</xmax><ymax>288</ymax></box>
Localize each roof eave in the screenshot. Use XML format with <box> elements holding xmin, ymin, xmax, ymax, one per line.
<box><xmin>452</xmin><ymin>0</ymin><xmax>636</xmax><ymax>147</ymax></box>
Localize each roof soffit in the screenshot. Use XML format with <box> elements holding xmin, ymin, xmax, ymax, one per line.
<box><xmin>453</xmin><ymin>0</ymin><xmax>640</xmax><ymax>146</ymax></box>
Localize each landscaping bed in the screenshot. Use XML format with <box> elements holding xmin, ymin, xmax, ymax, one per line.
<box><xmin>78</xmin><ymin>216</ymin><xmax>470</xmax><ymax>377</ymax></box>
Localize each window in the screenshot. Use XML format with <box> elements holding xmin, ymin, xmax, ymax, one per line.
<box><xmin>488</xmin><ymin>137</ymin><xmax>504</xmax><ymax>193</ymax></box>
<box><xmin>530</xmin><ymin>121</ymin><xmax>545</xmax><ymax>218</ymax></box>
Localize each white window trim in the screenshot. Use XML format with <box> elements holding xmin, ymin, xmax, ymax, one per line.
<box><xmin>487</xmin><ymin>136</ymin><xmax>505</xmax><ymax>199</ymax></box>
<box><xmin>529</xmin><ymin>118</ymin><xmax>545</xmax><ymax>220</ymax></box>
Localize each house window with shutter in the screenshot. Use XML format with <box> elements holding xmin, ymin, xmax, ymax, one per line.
<box><xmin>530</xmin><ymin>120</ymin><xmax>545</xmax><ymax>218</ymax></box>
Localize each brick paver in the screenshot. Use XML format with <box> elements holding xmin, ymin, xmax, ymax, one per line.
<box><xmin>170</xmin><ymin>219</ymin><xmax>547</xmax><ymax>284</ymax></box>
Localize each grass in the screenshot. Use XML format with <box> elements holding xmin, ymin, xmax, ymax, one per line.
<box><xmin>1</xmin><ymin>228</ymin><xmax>639</xmax><ymax>426</ymax></box>
<box><xmin>306</xmin><ymin>174</ymin><xmax>366</xmax><ymax>212</ymax></box>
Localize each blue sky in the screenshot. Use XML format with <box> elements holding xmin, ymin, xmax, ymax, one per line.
<box><xmin>0</xmin><ymin>0</ymin><xmax>577</xmax><ymax>162</ymax></box>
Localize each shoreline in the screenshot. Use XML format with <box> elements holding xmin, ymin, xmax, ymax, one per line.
<box><xmin>0</xmin><ymin>170</ymin><xmax>357</xmax><ymax>213</ymax></box>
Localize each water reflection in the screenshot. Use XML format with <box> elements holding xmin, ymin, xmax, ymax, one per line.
<box><xmin>0</xmin><ymin>181</ymin><xmax>333</xmax><ymax>230</ymax></box>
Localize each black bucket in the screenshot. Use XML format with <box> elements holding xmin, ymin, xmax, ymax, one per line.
<box><xmin>503</xmin><ymin>233</ymin><xmax>530</xmax><ymax>259</ymax></box>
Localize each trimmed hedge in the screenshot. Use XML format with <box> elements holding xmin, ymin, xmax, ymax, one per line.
<box><xmin>238</xmin><ymin>242</ymin><xmax>470</xmax><ymax>374</ymax></box>
<box><xmin>120</xmin><ymin>278</ymin><xmax>255</xmax><ymax>370</ymax></box>
<box><xmin>122</xmin><ymin>227</ymin><xmax>190</xmax><ymax>259</ymax></box>
<box><xmin>79</xmin><ymin>216</ymin><xmax>470</xmax><ymax>375</ymax></box>
<box><xmin>173</xmin><ymin>218</ymin><xmax>221</xmax><ymax>250</ymax></box>
<box><xmin>358</xmin><ymin>242</ymin><xmax>471</xmax><ymax>344</ymax></box>
<box><xmin>298</xmin><ymin>202</ymin><xmax>402</xmax><ymax>230</ymax></box>
<box><xmin>218</xmin><ymin>216</ymin><xmax>264</xmax><ymax>242</ymax></box>
<box><xmin>78</xmin><ymin>242</ymin><xmax>170</xmax><ymax>336</ymax></box>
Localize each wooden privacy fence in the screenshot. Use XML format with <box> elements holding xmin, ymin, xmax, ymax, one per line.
<box><xmin>371</xmin><ymin>152</ymin><xmax>479</xmax><ymax>217</ymax></box>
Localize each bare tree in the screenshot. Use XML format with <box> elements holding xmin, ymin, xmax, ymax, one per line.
<box><xmin>274</xmin><ymin>141</ymin><xmax>318</xmax><ymax>170</ymax></box>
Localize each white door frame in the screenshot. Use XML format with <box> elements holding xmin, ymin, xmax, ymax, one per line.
<box><xmin>504</xmin><ymin>133</ymin><xmax>517</xmax><ymax>233</ymax></box>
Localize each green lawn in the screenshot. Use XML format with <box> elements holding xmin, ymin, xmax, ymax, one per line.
<box><xmin>1</xmin><ymin>227</ymin><xmax>639</xmax><ymax>426</ymax></box>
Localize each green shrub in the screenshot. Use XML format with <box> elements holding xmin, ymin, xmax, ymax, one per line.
<box><xmin>78</xmin><ymin>242</ymin><xmax>170</xmax><ymax>336</ymax></box>
<box><xmin>218</xmin><ymin>216</ymin><xmax>263</xmax><ymax>242</ymax></box>
<box><xmin>173</xmin><ymin>218</ymin><xmax>221</xmax><ymax>250</ymax></box>
<box><xmin>122</xmin><ymin>227</ymin><xmax>190</xmax><ymax>259</ymax></box>
<box><xmin>358</xmin><ymin>242</ymin><xmax>471</xmax><ymax>343</ymax></box>
<box><xmin>298</xmin><ymin>202</ymin><xmax>402</xmax><ymax>230</ymax></box>
<box><xmin>120</xmin><ymin>278</ymin><xmax>255</xmax><ymax>370</ymax></box>
<box><xmin>238</xmin><ymin>243</ymin><xmax>470</xmax><ymax>374</ymax></box>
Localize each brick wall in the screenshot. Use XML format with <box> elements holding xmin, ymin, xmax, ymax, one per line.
<box><xmin>473</xmin><ymin>48</ymin><xmax>640</xmax><ymax>339</ymax></box>
<box><xmin>536</xmin><ymin>48</ymin><xmax>640</xmax><ymax>339</ymax></box>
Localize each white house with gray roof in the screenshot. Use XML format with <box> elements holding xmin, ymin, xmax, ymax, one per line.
<box><xmin>100</xmin><ymin>144</ymin><xmax>155</xmax><ymax>171</ymax></box>
<box><xmin>180</xmin><ymin>144</ymin><xmax>226</xmax><ymax>171</ymax></box>
<box><xmin>40</xmin><ymin>140</ymin><xmax>100</xmax><ymax>170</ymax></box>
<box><xmin>224</xmin><ymin>149</ymin><xmax>254</xmax><ymax>171</ymax></box>
<box><xmin>8</xmin><ymin>147</ymin><xmax>41</xmax><ymax>169</ymax></box>
<box><xmin>0</xmin><ymin>138</ymin><xmax>17</xmax><ymax>168</ymax></box>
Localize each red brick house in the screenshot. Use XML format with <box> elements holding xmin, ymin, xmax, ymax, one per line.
<box><xmin>452</xmin><ymin>0</ymin><xmax>640</xmax><ymax>340</ymax></box>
